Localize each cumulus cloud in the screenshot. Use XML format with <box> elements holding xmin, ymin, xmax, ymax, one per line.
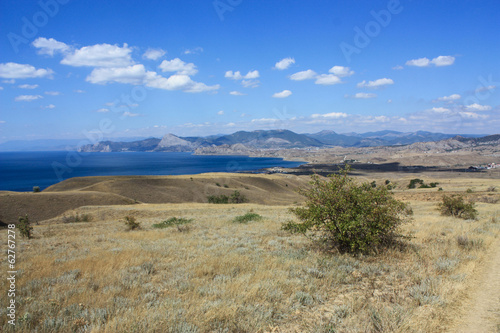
<box><xmin>18</xmin><ymin>84</ymin><xmax>38</xmax><ymax>89</ymax></box>
<box><xmin>225</xmin><ymin>70</ymin><xmax>260</xmax><ymax>80</ymax></box>
<box><xmin>406</xmin><ymin>56</ymin><xmax>455</xmax><ymax>67</ymax></box>
<box><xmin>15</xmin><ymin>94</ymin><xmax>43</xmax><ymax>102</ymax></box>
<box><xmin>353</xmin><ymin>92</ymin><xmax>377</xmax><ymax>99</ymax></box>
<box><xmin>143</xmin><ymin>48</ymin><xmax>166</xmax><ymax>60</ymax></box>
<box><xmin>229</xmin><ymin>91</ymin><xmax>246</xmax><ymax>96</ymax></box>
<box><xmin>32</xmin><ymin>37</ymin><xmax>70</xmax><ymax>56</ymax></box>
<box><xmin>122</xmin><ymin>111</ymin><xmax>140</xmax><ymax>117</ymax></box>
<box><xmin>274</xmin><ymin>57</ymin><xmax>295</xmax><ymax>70</ymax></box>
<box><xmin>289</xmin><ymin>69</ymin><xmax>317</xmax><ymax>81</ymax></box>
<box><xmin>392</xmin><ymin>65</ymin><xmax>404</xmax><ymax>70</ymax></box>
<box><xmin>42</xmin><ymin>104</ymin><xmax>55</xmax><ymax>109</ymax></box>
<box><xmin>217</xmin><ymin>110</ymin><xmax>224</xmax><ymax>115</ymax></box>
<box><xmin>357</xmin><ymin>78</ymin><xmax>394</xmax><ymax>88</ymax></box>
<box><xmin>311</xmin><ymin>112</ymin><xmax>348</xmax><ymax>119</ymax></box>
<box><xmin>0</xmin><ymin>62</ymin><xmax>54</xmax><ymax>79</ymax></box>
<box><xmin>465</xmin><ymin>103</ymin><xmax>492</xmax><ymax>111</ymax></box>
<box><xmin>241</xmin><ymin>79</ymin><xmax>260</xmax><ymax>88</ymax></box>
<box><xmin>315</xmin><ymin>74</ymin><xmax>342</xmax><ymax>85</ymax></box>
<box><xmin>159</xmin><ymin>58</ymin><xmax>198</xmax><ymax>76</ymax></box>
<box><xmin>96</xmin><ymin>108</ymin><xmax>110</xmax><ymax>113</ymax></box>
<box><xmin>329</xmin><ymin>66</ymin><xmax>354</xmax><ymax>77</ymax></box>
<box><xmin>434</xmin><ymin>94</ymin><xmax>461</xmax><ymax>102</ymax></box>
<box><xmin>61</xmin><ymin>43</ymin><xmax>134</xmax><ymax>67</ymax></box>
<box><xmin>183</xmin><ymin>47</ymin><xmax>203</xmax><ymax>55</ymax></box>
<box><xmin>74</xmin><ymin>89</ymin><xmax>85</xmax><ymax>93</ymax></box>
<box><xmin>431</xmin><ymin>55</ymin><xmax>455</xmax><ymax>67</ymax></box>
<box><xmin>430</xmin><ymin>107</ymin><xmax>452</xmax><ymax>113</ymax></box>
<box><xmin>272</xmin><ymin>90</ymin><xmax>292</xmax><ymax>98</ymax></box>
<box><xmin>87</xmin><ymin>64</ymin><xmax>219</xmax><ymax>93</ymax></box>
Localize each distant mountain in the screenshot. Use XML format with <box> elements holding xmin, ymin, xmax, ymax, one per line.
<box><xmin>305</xmin><ymin>130</ymin><xmax>484</xmax><ymax>147</ymax></box>
<box><xmin>0</xmin><ymin>137</ymin><xmax>148</xmax><ymax>151</ymax></box>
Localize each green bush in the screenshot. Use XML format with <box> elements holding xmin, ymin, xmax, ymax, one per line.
<box><xmin>18</xmin><ymin>215</ymin><xmax>33</xmax><ymax>239</ymax></box>
<box><xmin>408</xmin><ymin>178</ymin><xmax>423</xmax><ymax>189</ymax></box>
<box><xmin>124</xmin><ymin>216</ymin><xmax>141</xmax><ymax>230</ymax></box>
<box><xmin>233</xmin><ymin>212</ymin><xmax>262</xmax><ymax>223</ymax></box>
<box><xmin>230</xmin><ymin>190</ymin><xmax>246</xmax><ymax>203</ymax></box>
<box><xmin>438</xmin><ymin>195</ymin><xmax>477</xmax><ymax>220</ymax></box>
<box><xmin>283</xmin><ymin>166</ymin><xmax>413</xmax><ymax>254</ymax></box>
<box><xmin>152</xmin><ymin>217</ymin><xmax>193</xmax><ymax>229</ymax></box>
<box><xmin>207</xmin><ymin>191</ymin><xmax>246</xmax><ymax>204</ymax></box>
<box><xmin>33</xmin><ymin>186</ymin><xmax>40</xmax><ymax>193</ymax></box>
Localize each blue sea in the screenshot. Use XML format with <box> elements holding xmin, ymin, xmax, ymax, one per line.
<box><xmin>0</xmin><ymin>151</ymin><xmax>304</xmax><ymax>192</ymax></box>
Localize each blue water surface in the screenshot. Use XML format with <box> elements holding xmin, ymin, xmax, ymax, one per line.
<box><xmin>0</xmin><ymin>151</ymin><xmax>304</xmax><ymax>192</ymax></box>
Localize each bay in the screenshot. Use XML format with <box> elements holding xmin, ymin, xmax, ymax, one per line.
<box><xmin>0</xmin><ymin>151</ymin><xmax>304</xmax><ymax>192</ymax></box>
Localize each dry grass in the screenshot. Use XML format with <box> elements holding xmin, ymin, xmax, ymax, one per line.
<box><xmin>0</xmin><ymin>182</ymin><xmax>499</xmax><ymax>332</ymax></box>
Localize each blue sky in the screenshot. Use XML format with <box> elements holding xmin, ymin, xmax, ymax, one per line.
<box><xmin>0</xmin><ymin>0</ymin><xmax>499</xmax><ymax>143</ymax></box>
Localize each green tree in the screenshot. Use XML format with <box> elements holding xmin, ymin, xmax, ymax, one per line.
<box><xmin>283</xmin><ymin>166</ymin><xmax>412</xmax><ymax>254</ymax></box>
<box><xmin>18</xmin><ymin>215</ymin><xmax>33</xmax><ymax>239</ymax></box>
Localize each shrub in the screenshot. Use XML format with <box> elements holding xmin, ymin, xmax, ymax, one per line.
<box><xmin>370</xmin><ymin>181</ymin><xmax>377</xmax><ymax>188</ymax></box>
<box><xmin>207</xmin><ymin>194</ymin><xmax>229</xmax><ymax>204</ymax></box>
<box><xmin>230</xmin><ymin>190</ymin><xmax>246</xmax><ymax>203</ymax></box>
<box><xmin>33</xmin><ymin>186</ymin><xmax>40</xmax><ymax>193</ymax></box>
<box><xmin>152</xmin><ymin>217</ymin><xmax>193</xmax><ymax>229</ymax></box>
<box><xmin>18</xmin><ymin>215</ymin><xmax>33</xmax><ymax>239</ymax></box>
<box><xmin>408</xmin><ymin>178</ymin><xmax>423</xmax><ymax>189</ymax></box>
<box><xmin>438</xmin><ymin>195</ymin><xmax>477</xmax><ymax>220</ymax></box>
<box><xmin>233</xmin><ymin>212</ymin><xmax>262</xmax><ymax>223</ymax></box>
<box><xmin>224</xmin><ymin>184</ymin><xmax>229</xmax><ymax>188</ymax></box>
<box><xmin>283</xmin><ymin>166</ymin><xmax>412</xmax><ymax>254</ymax></box>
<box><xmin>124</xmin><ymin>216</ymin><xmax>141</xmax><ymax>230</ymax></box>
<box><xmin>487</xmin><ymin>186</ymin><xmax>496</xmax><ymax>192</ymax></box>
<box><xmin>466</xmin><ymin>188</ymin><xmax>474</xmax><ymax>193</ymax></box>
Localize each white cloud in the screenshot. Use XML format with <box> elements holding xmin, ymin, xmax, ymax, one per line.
<box><xmin>229</xmin><ymin>91</ymin><xmax>246</xmax><ymax>96</ymax></box>
<box><xmin>272</xmin><ymin>90</ymin><xmax>292</xmax><ymax>98</ymax></box>
<box><xmin>74</xmin><ymin>89</ymin><xmax>85</xmax><ymax>93</ymax></box>
<box><xmin>435</xmin><ymin>94</ymin><xmax>461</xmax><ymax>102</ymax></box>
<box><xmin>315</xmin><ymin>74</ymin><xmax>341</xmax><ymax>85</ymax></box>
<box><xmin>476</xmin><ymin>85</ymin><xmax>496</xmax><ymax>93</ymax></box>
<box><xmin>217</xmin><ymin>110</ymin><xmax>224</xmax><ymax>115</ymax></box>
<box><xmin>0</xmin><ymin>120</ymin><xmax>5</xmax><ymax>123</ymax></box>
<box><xmin>87</xmin><ymin>64</ymin><xmax>219</xmax><ymax>93</ymax></box>
<box><xmin>311</xmin><ymin>112</ymin><xmax>348</xmax><ymax>119</ymax></box>
<box><xmin>465</xmin><ymin>103</ymin><xmax>492</xmax><ymax>111</ymax></box>
<box><xmin>289</xmin><ymin>69</ymin><xmax>317</xmax><ymax>81</ymax></box>
<box><xmin>459</xmin><ymin>111</ymin><xmax>488</xmax><ymax>119</ymax></box>
<box><xmin>3</xmin><ymin>79</ymin><xmax>15</xmax><ymax>84</ymax></box>
<box><xmin>45</xmin><ymin>91</ymin><xmax>61</xmax><ymax>96</ymax></box>
<box><xmin>42</xmin><ymin>104</ymin><xmax>55</xmax><ymax>109</ymax></box>
<box><xmin>122</xmin><ymin>111</ymin><xmax>140</xmax><ymax>117</ymax></box>
<box><xmin>274</xmin><ymin>57</ymin><xmax>295</xmax><ymax>70</ymax></box>
<box><xmin>143</xmin><ymin>48</ymin><xmax>166</xmax><ymax>60</ymax></box>
<box><xmin>241</xmin><ymin>79</ymin><xmax>259</xmax><ymax>88</ymax></box>
<box><xmin>357</xmin><ymin>78</ymin><xmax>394</xmax><ymax>88</ymax></box>
<box><xmin>353</xmin><ymin>92</ymin><xmax>377</xmax><ymax>99</ymax></box>
<box><xmin>392</xmin><ymin>65</ymin><xmax>403</xmax><ymax>70</ymax></box>
<box><xmin>183</xmin><ymin>47</ymin><xmax>203</xmax><ymax>55</ymax></box>
<box><xmin>329</xmin><ymin>66</ymin><xmax>354</xmax><ymax>77</ymax></box>
<box><xmin>96</xmin><ymin>108</ymin><xmax>110</xmax><ymax>113</ymax></box>
<box><xmin>431</xmin><ymin>107</ymin><xmax>452</xmax><ymax>113</ymax></box>
<box><xmin>225</xmin><ymin>70</ymin><xmax>260</xmax><ymax>80</ymax></box>
<box><xmin>406</xmin><ymin>56</ymin><xmax>455</xmax><ymax>67</ymax></box>
<box><xmin>61</xmin><ymin>43</ymin><xmax>134</xmax><ymax>67</ymax></box>
<box><xmin>0</xmin><ymin>62</ymin><xmax>54</xmax><ymax>79</ymax></box>
<box><xmin>0</xmin><ymin>86</ymin><xmax>3</xmax><ymax>90</ymax></box>
<box><xmin>18</xmin><ymin>84</ymin><xmax>38</xmax><ymax>89</ymax></box>
<box><xmin>159</xmin><ymin>58</ymin><xmax>198</xmax><ymax>76</ymax></box>
<box><xmin>32</xmin><ymin>37</ymin><xmax>69</xmax><ymax>56</ymax></box>
<box><xmin>405</xmin><ymin>57</ymin><xmax>431</xmax><ymax>67</ymax></box>
<box><xmin>431</xmin><ymin>55</ymin><xmax>455</xmax><ymax>67</ymax></box>
<box><xmin>15</xmin><ymin>94</ymin><xmax>43</xmax><ymax>102</ymax></box>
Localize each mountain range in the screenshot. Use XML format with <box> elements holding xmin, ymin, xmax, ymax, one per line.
<box><xmin>74</xmin><ymin>130</ymin><xmax>492</xmax><ymax>153</ymax></box>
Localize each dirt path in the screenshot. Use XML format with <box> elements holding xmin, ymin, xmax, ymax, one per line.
<box><xmin>450</xmin><ymin>237</ymin><xmax>500</xmax><ymax>332</ymax></box>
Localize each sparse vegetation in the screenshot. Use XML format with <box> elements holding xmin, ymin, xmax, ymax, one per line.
<box><xmin>152</xmin><ymin>217</ymin><xmax>193</xmax><ymax>229</ymax></box>
<box><xmin>283</xmin><ymin>166</ymin><xmax>413</xmax><ymax>254</ymax></box>
<box><xmin>18</xmin><ymin>215</ymin><xmax>33</xmax><ymax>239</ymax></box>
<box><xmin>32</xmin><ymin>186</ymin><xmax>40</xmax><ymax>193</ymax></box>
<box><xmin>62</xmin><ymin>213</ymin><xmax>93</xmax><ymax>223</ymax></box>
<box><xmin>438</xmin><ymin>195</ymin><xmax>478</xmax><ymax>220</ymax></box>
<box><xmin>408</xmin><ymin>178</ymin><xmax>439</xmax><ymax>189</ymax></box>
<box><xmin>208</xmin><ymin>190</ymin><xmax>246</xmax><ymax>204</ymax></box>
<box><xmin>124</xmin><ymin>215</ymin><xmax>141</xmax><ymax>230</ymax></box>
<box><xmin>233</xmin><ymin>212</ymin><xmax>262</xmax><ymax>223</ymax></box>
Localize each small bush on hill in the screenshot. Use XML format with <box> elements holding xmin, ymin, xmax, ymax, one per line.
<box><xmin>207</xmin><ymin>191</ymin><xmax>246</xmax><ymax>204</ymax></box>
<box><xmin>18</xmin><ymin>215</ymin><xmax>33</xmax><ymax>239</ymax></box>
<box><xmin>408</xmin><ymin>178</ymin><xmax>424</xmax><ymax>189</ymax></box>
<box><xmin>230</xmin><ymin>190</ymin><xmax>246</xmax><ymax>203</ymax></box>
<box><xmin>33</xmin><ymin>186</ymin><xmax>40</xmax><ymax>193</ymax></box>
<box><xmin>438</xmin><ymin>195</ymin><xmax>477</xmax><ymax>220</ymax></box>
<box><xmin>124</xmin><ymin>216</ymin><xmax>141</xmax><ymax>230</ymax></box>
<box><xmin>233</xmin><ymin>212</ymin><xmax>262</xmax><ymax>223</ymax></box>
<box><xmin>283</xmin><ymin>166</ymin><xmax>412</xmax><ymax>254</ymax></box>
<box><xmin>152</xmin><ymin>217</ymin><xmax>193</xmax><ymax>229</ymax></box>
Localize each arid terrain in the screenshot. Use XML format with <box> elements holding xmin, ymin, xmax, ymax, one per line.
<box><xmin>0</xmin><ymin>147</ymin><xmax>499</xmax><ymax>332</ymax></box>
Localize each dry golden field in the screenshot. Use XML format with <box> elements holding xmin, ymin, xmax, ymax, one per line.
<box><xmin>0</xmin><ymin>172</ymin><xmax>499</xmax><ymax>332</ymax></box>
